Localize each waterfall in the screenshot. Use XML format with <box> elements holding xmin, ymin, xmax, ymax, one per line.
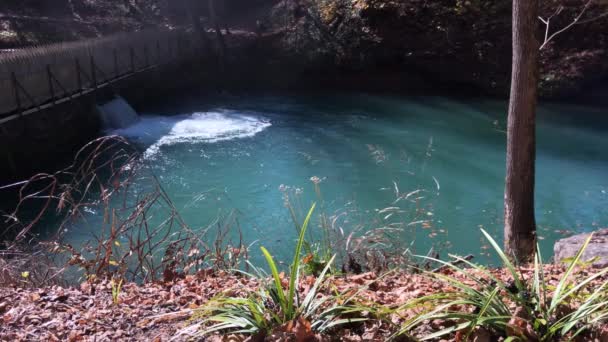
<box><xmin>96</xmin><ymin>96</ymin><xmax>140</xmax><ymax>130</ymax></box>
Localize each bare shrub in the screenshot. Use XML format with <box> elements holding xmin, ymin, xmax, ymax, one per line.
<box><xmin>0</xmin><ymin>136</ymin><xmax>248</xmax><ymax>287</ymax></box>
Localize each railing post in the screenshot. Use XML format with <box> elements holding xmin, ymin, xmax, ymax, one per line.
<box><xmin>113</xmin><ymin>49</ymin><xmax>119</xmax><ymax>78</ymax></box>
<box><xmin>11</xmin><ymin>72</ymin><xmax>21</xmax><ymax>113</ymax></box>
<box><xmin>130</xmin><ymin>47</ymin><xmax>135</xmax><ymax>73</ymax></box>
<box><xmin>90</xmin><ymin>55</ymin><xmax>97</xmax><ymax>88</ymax></box>
<box><xmin>177</xmin><ymin>36</ymin><xmax>182</xmax><ymax>57</ymax></box>
<box><xmin>156</xmin><ymin>40</ymin><xmax>161</xmax><ymax>64</ymax></box>
<box><xmin>46</xmin><ymin>65</ymin><xmax>55</xmax><ymax>104</ymax></box>
<box><xmin>168</xmin><ymin>36</ymin><xmax>172</xmax><ymax>60</ymax></box>
<box><xmin>144</xmin><ymin>44</ymin><xmax>149</xmax><ymax>67</ymax></box>
<box><xmin>75</xmin><ymin>58</ymin><xmax>82</xmax><ymax>91</ymax></box>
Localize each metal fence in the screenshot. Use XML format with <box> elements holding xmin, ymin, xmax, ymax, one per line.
<box><xmin>0</xmin><ymin>28</ymin><xmax>196</xmax><ymax>119</ymax></box>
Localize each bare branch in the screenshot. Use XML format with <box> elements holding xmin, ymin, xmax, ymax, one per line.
<box><xmin>576</xmin><ymin>8</ymin><xmax>608</xmax><ymax>24</ymax></box>
<box><xmin>538</xmin><ymin>0</ymin><xmax>603</xmax><ymax>50</ymax></box>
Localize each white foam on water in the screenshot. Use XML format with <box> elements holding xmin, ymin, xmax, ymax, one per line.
<box><xmin>113</xmin><ymin>110</ymin><xmax>272</xmax><ymax>159</ymax></box>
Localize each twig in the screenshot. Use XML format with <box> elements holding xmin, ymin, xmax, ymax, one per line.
<box><xmin>432</xmin><ymin>254</ymin><xmax>475</xmax><ymax>273</ymax></box>
<box><xmin>1</xmin><ymin>136</ymin><xmax>249</xmax><ymax>286</ymax></box>
<box><xmin>538</xmin><ymin>0</ymin><xmax>607</xmax><ymax>50</ymax></box>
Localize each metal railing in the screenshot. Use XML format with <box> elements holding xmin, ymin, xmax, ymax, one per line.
<box><xmin>0</xmin><ymin>28</ymin><xmax>197</xmax><ymax>123</ymax></box>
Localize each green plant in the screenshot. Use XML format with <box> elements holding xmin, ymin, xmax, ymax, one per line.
<box><xmin>184</xmin><ymin>204</ymin><xmax>371</xmax><ymax>338</ymax></box>
<box><xmin>301</xmin><ymin>245</ymin><xmax>332</xmax><ymax>277</ymax></box>
<box><xmin>281</xmin><ymin>180</ymin><xmax>333</xmax><ymax>277</ymax></box>
<box><xmin>280</xmin><ymin>176</ymin><xmax>425</xmax><ymax>276</ymax></box>
<box><xmin>110</xmin><ymin>277</ymin><xmax>123</xmax><ymax>305</ymax></box>
<box><xmin>396</xmin><ymin>229</ymin><xmax>608</xmax><ymax>341</ymax></box>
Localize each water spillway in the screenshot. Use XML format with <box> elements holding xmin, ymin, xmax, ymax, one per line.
<box><xmin>96</xmin><ymin>96</ymin><xmax>140</xmax><ymax>130</ymax></box>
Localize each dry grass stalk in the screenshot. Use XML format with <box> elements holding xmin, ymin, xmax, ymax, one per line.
<box><xmin>0</xmin><ymin>136</ymin><xmax>248</xmax><ymax>287</ymax></box>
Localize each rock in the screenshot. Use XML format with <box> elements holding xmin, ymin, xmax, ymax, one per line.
<box><xmin>554</xmin><ymin>229</ymin><xmax>608</xmax><ymax>268</ymax></box>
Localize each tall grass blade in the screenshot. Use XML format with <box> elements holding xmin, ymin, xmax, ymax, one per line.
<box><xmin>288</xmin><ymin>203</ymin><xmax>316</xmax><ymax>316</ymax></box>
<box><xmin>260</xmin><ymin>247</ymin><xmax>288</xmax><ymax>315</ymax></box>
<box><xmin>464</xmin><ymin>286</ymin><xmax>500</xmax><ymax>340</ymax></box>
<box><xmin>480</xmin><ymin>229</ymin><xmax>524</xmax><ymax>291</ymax></box>
<box><xmin>302</xmin><ymin>254</ymin><xmax>335</xmax><ymax>314</ymax></box>
<box><xmin>561</xmin><ymin>281</ymin><xmax>608</xmax><ymax>334</ymax></box>
<box><xmin>549</xmin><ymin>234</ymin><xmax>593</xmax><ymax>312</ymax></box>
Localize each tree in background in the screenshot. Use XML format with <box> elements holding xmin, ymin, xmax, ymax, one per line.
<box><xmin>503</xmin><ymin>0</ymin><xmax>539</xmax><ymax>262</ymax></box>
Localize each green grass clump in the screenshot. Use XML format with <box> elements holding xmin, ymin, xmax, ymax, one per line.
<box><xmin>397</xmin><ymin>229</ymin><xmax>608</xmax><ymax>341</ymax></box>
<box><xmin>186</xmin><ymin>204</ymin><xmax>371</xmax><ymax>338</ymax></box>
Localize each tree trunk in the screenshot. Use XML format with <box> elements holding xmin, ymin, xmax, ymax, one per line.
<box><xmin>504</xmin><ymin>0</ymin><xmax>539</xmax><ymax>262</ymax></box>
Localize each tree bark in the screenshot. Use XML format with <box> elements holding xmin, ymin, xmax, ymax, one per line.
<box><xmin>504</xmin><ymin>0</ymin><xmax>539</xmax><ymax>262</ymax></box>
